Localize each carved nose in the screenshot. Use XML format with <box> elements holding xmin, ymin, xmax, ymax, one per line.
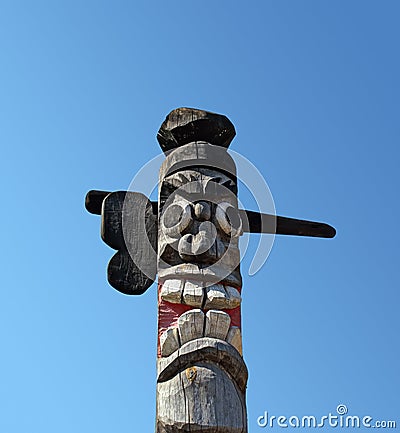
<box><xmin>178</xmin><ymin>221</ymin><xmax>217</xmax><ymax>261</ymax></box>
<box><xmin>194</xmin><ymin>201</ymin><xmax>211</xmax><ymax>221</ymax></box>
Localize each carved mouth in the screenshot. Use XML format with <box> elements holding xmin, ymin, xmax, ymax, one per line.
<box><xmin>158</xmin><ymin>271</ymin><xmax>243</xmax><ymax>359</ymax></box>
<box><xmin>159</xmin><ymin>308</ymin><xmax>242</xmax><ymax>358</ymax></box>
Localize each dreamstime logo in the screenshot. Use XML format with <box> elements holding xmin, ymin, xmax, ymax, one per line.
<box><xmin>123</xmin><ymin>149</ymin><xmax>276</xmax><ymax>279</ymax></box>
<box><xmin>337</xmin><ymin>404</ymin><xmax>349</xmax><ymax>415</ymax></box>
<box><xmin>257</xmin><ymin>404</ymin><xmax>397</xmax><ymax>429</ymax></box>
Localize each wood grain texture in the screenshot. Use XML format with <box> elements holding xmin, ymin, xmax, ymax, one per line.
<box><xmin>182</xmin><ymin>281</ymin><xmax>204</xmax><ymax>307</ymax></box>
<box><xmin>226</xmin><ymin>327</ymin><xmax>243</xmax><ymax>356</ymax></box>
<box><xmin>156</xmin><ymin>338</ymin><xmax>248</xmax><ymax>433</ymax></box>
<box><xmin>160</xmin><ymin>327</ymin><xmax>180</xmax><ymax>357</ymax></box>
<box><xmin>157</xmin><ymin>107</ymin><xmax>236</xmax><ymax>154</ymax></box>
<box><xmin>158</xmin><ymin>143</ymin><xmax>237</xmax><ymax>190</ymax></box>
<box><xmin>205</xmin><ymin>310</ymin><xmax>231</xmax><ymax>340</ymax></box>
<box><xmin>241</xmin><ymin>209</ymin><xmax>336</xmax><ymax>238</ymax></box>
<box><xmin>177</xmin><ymin>309</ymin><xmax>205</xmax><ymax>345</ymax></box>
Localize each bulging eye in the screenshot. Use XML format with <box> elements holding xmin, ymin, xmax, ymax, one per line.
<box><xmin>215</xmin><ymin>202</ymin><xmax>242</xmax><ymax>237</ymax></box>
<box><xmin>161</xmin><ymin>203</ymin><xmax>192</xmax><ymax>238</ymax></box>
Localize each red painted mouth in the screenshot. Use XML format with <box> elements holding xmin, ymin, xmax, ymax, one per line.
<box><xmin>157</xmin><ymin>283</ymin><xmax>242</xmax><ymax>358</ymax></box>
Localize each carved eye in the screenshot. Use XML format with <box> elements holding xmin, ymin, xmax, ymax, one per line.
<box><xmin>161</xmin><ymin>203</ymin><xmax>192</xmax><ymax>238</ymax></box>
<box><xmin>215</xmin><ymin>202</ymin><xmax>242</xmax><ymax>237</ymax></box>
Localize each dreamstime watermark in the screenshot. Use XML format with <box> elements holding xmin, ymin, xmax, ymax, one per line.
<box><xmin>257</xmin><ymin>404</ymin><xmax>396</xmax><ymax>429</ymax></box>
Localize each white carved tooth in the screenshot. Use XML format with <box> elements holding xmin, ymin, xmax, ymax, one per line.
<box><xmin>182</xmin><ymin>280</ymin><xmax>204</xmax><ymax>307</ymax></box>
<box><xmin>160</xmin><ymin>279</ymin><xmax>183</xmax><ymax>304</ymax></box>
<box><xmin>160</xmin><ymin>327</ymin><xmax>180</xmax><ymax>357</ymax></box>
<box><xmin>178</xmin><ymin>309</ymin><xmax>205</xmax><ymax>344</ymax></box>
<box><xmin>204</xmin><ymin>310</ymin><xmax>231</xmax><ymax>340</ymax></box>
<box><xmin>226</xmin><ymin>326</ymin><xmax>243</xmax><ymax>355</ymax></box>
<box><xmin>224</xmin><ymin>286</ymin><xmax>242</xmax><ymax>309</ymax></box>
<box><xmin>204</xmin><ymin>284</ymin><xmax>228</xmax><ymax>310</ymax></box>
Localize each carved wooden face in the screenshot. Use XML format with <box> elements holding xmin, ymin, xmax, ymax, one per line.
<box><xmin>157</xmin><ymin>166</ymin><xmax>244</xmax><ymax>359</ymax></box>
<box><xmin>158</xmin><ymin>167</ymin><xmax>242</xmax><ymax>290</ymax></box>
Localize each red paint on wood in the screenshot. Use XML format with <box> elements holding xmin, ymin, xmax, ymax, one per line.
<box><xmin>157</xmin><ymin>283</ymin><xmax>243</xmax><ymax>357</ymax></box>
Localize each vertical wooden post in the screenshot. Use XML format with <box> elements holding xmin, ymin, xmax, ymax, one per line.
<box><xmin>155</xmin><ymin>108</ymin><xmax>248</xmax><ymax>433</ymax></box>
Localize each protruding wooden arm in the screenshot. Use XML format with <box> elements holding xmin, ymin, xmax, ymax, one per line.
<box><xmin>85</xmin><ymin>190</ymin><xmax>336</xmax><ymax>238</ymax></box>
<box><xmin>86</xmin><ymin>190</ymin><xmax>159</xmax><ymax>215</ymax></box>
<box><xmin>85</xmin><ymin>190</ymin><xmax>110</xmax><ymax>214</ymax></box>
<box><xmin>240</xmin><ymin>210</ymin><xmax>336</xmax><ymax>238</ymax></box>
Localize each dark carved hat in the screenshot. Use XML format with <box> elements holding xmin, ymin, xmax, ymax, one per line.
<box><xmin>157</xmin><ymin>107</ymin><xmax>236</xmax><ymax>154</ymax></box>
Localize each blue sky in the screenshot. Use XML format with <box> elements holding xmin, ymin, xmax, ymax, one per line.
<box><xmin>1</xmin><ymin>1</ymin><xmax>399</xmax><ymax>432</ymax></box>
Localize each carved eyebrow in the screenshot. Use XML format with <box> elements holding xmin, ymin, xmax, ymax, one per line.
<box><xmin>205</xmin><ymin>175</ymin><xmax>235</xmax><ymax>186</ymax></box>
<box><xmin>205</xmin><ymin>177</ymin><xmax>237</xmax><ymax>194</ymax></box>
<box><xmin>162</xmin><ymin>171</ymin><xmax>238</xmax><ymax>203</ymax></box>
<box><xmin>163</xmin><ymin>172</ymin><xmax>198</xmax><ymax>189</ymax></box>
<box><xmin>222</xmin><ymin>179</ymin><xmax>236</xmax><ymax>189</ymax></box>
<box><xmin>164</xmin><ymin>171</ymin><xmax>234</xmax><ymax>186</ymax></box>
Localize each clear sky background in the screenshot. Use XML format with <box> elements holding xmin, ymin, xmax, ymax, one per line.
<box><xmin>1</xmin><ymin>1</ymin><xmax>399</xmax><ymax>432</ymax></box>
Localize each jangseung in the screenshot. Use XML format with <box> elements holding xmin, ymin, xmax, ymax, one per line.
<box><xmin>85</xmin><ymin>107</ymin><xmax>335</xmax><ymax>433</ymax></box>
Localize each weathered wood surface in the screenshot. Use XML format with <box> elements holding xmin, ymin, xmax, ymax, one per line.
<box><xmin>158</xmin><ymin>142</ymin><xmax>238</xmax><ymax>192</ymax></box>
<box><xmin>155</xmin><ymin>111</ymin><xmax>247</xmax><ymax>432</ymax></box>
<box><xmin>160</xmin><ymin>280</ymin><xmax>242</xmax><ymax>310</ymax></box>
<box><xmin>157</xmin><ymin>107</ymin><xmax>236</xmax><ymax>154</ymax></box>
<box><xmin>241</xmin><ymin>209</ymin><xmax>336</xmax><ymax>238</ymax></box>
<box><xmin>156</xmin><ymin>338</ymin><xmax>247</xmax><ymax>433</ymax></box>
<box><xmin>157</xmin><ymin>338</ymin><xmax>247</xmax><ymax>392</ymax></box>
<box><xmin>101</xmin><ymin>191</ymin><xmax>157</xmax><ymax>295</ymax></box>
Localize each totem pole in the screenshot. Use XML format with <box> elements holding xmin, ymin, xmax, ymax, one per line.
<box><xmin>85</xmin><ymin>108</ymin><xmax>335</xmax><ymax>433</ymax></box>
